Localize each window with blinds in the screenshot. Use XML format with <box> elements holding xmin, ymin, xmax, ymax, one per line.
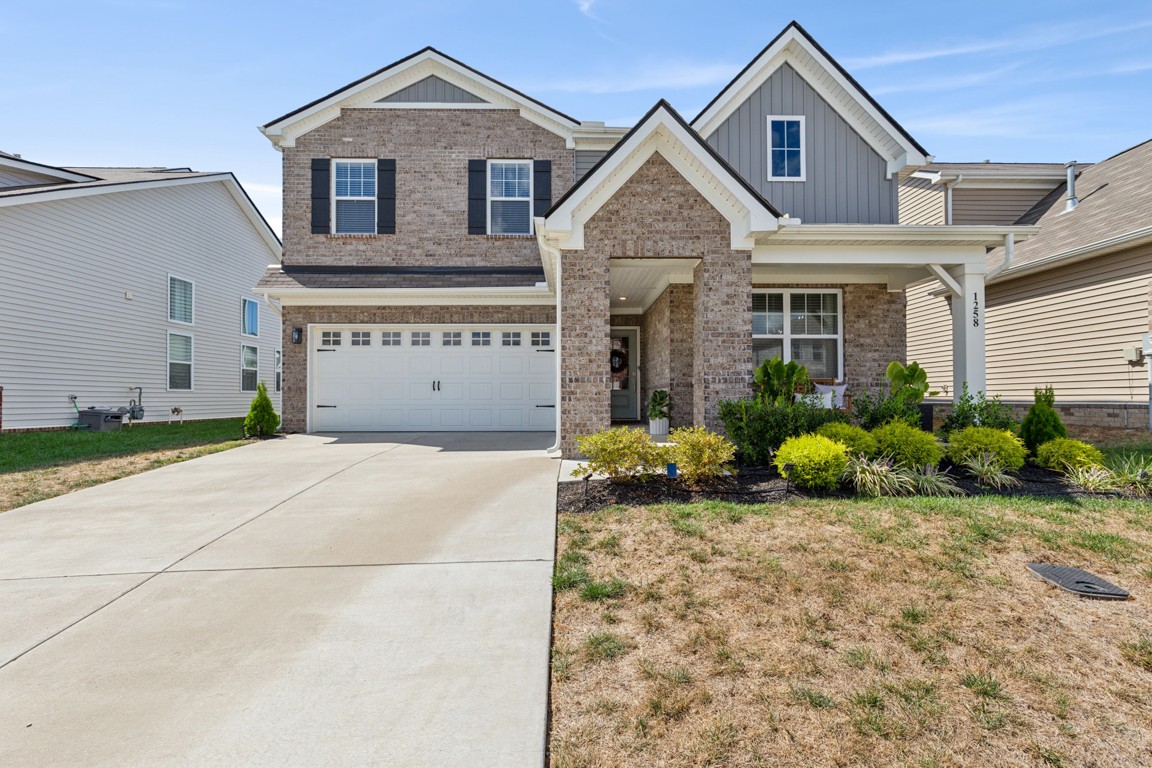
<box><xmin>241</xmin><ymin>344</ymin><xmax>258</xmax><ymax>392</ymax></box>
<box><xmin>168</xmin><ymin>332</ymin><xmax>193</xmax><ymax>390</ymax></box>
<box><xmin>488</xmin><ymin>160</ymin><xmax>532</xmax><ymax>234</ymax></box>
<box><xmin>169</xmin><ymin>276</ymin><xmax>193</xmax><ymax>324</ymax></box>
<box><xmin>334</xmin><ymin>160</ymin><xmax>376</xmax><ymax>234</ymax></box>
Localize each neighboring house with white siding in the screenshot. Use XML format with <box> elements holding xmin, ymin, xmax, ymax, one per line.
<box><xmin>904</xmin><ymin>142</ymin><xmax>1152</xmax><ymax>428</ymax></box>
<box><xmin>0</xmin><ymin>151</ymin><xmax>282</xmax><ymax>430</ymax></box>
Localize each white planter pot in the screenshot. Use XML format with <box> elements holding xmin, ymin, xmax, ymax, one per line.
<box><xmin>648</xmin><ymin>417</ymin><xmax>669</xmax><ymax>435</ymax></box>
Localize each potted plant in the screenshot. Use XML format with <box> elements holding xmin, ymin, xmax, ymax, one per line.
<box><xmin>648</xmin><ymin>389</ymin><xmax>671</xmax><ymax>435</ymax></box>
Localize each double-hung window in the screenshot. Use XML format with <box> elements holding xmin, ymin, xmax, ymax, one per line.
<box><xmin>333</xmin><ymin>160</ymin><xmax>376</xmax><ymax>234</ymax></box>
<box><xmin>753</xmin><ymin>290</ymin><xmax>841</xmax><ymax>380</ymax></box>
<box><xmin>168</xmin><ymin>332</ymin><xmax>193</xmax><ymax>390</ymax></box>
<box><xmin>169</xmin><ymin>276</ymin><xmax>193</xmax><ymax>324</ymax></box>
<box><xmin>488</xmin><ymin>160</ymin><xmax>532</xmax><ymax>235</ymax></box>
<box><xmin>241</xmin><ymin>345</ymin><xmax>258</xmax><ymax>392</ymax></box>
<box><xmin>241</xmin><ymin>298</ymin><xmax>259</xmax><ymax>336</ymax></box>
<box><xmin>767</xmin><ymin>116</ymin><xmax>804</xmax><ymax>181</ymax></box>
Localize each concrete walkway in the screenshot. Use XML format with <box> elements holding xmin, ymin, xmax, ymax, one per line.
<box><xmin>0</xmin><ymin>432</ymin><xmax>559</xmax><ymax>767</ymax></box>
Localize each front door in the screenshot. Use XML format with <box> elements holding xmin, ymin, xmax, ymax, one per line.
<box><xmin>609</xmin><ymin>328</ymin><xmax>639</xmax><ymax>420</ymax></box>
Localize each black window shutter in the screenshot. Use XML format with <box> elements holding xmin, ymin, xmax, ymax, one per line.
<box><xmin>467</xmin><ymin>159</ymin><xmax>487</xmax><ymax>234</ymax></box>
<box><xmin>533</xmin><ymin>160</ymin><xmax>552</xmax><ymax>217</ymax></box>
<box><xmin>310</xmin><ymin>158</ymin><xmax>330</xmax><ymax>234</ymax></box>
<box><xmin>376</xmin><ymin>159</ymin><xmax>396</xmax><ymax>234</ymax></box>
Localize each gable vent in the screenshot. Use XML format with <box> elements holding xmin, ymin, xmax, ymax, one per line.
<box><xmin>377</xmin><ymin>75</ymin><xmax>487</xmax><ymax>104</ymax></box>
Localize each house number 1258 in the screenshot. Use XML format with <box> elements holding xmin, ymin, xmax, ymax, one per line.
<box><xmin>972</xmin><ymin>293</ymin><xmax>980</xmax><ymax>328</ymax></box>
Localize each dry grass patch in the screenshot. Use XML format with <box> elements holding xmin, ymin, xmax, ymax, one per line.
<box><xmin>549</xmin><ymin>497</ymin><xmax>1152</xmax><ymax>767</ymax></box>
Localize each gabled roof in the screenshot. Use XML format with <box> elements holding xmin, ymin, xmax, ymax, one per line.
<box><xmin>987</xmin><ymin>138</ymin><xmax>1152</xmax><ymax>279</ymax></box>
<box><xmin>692</xmin><ymin>21</ymin><xmax>930</xmax><ymax>175</ymax></box>
<box><xmin>0</xmin><ymin>153</ymin><xmax>100</xmax><ymax>185</ymax></box>
<box><xmin>542</xmin><ymin>100</ymin><xmax>781</xmax><ymax>250</ymax></box>
<box><xmin>260</xmin><ymin>47</ymin><xmax>581</xmax><ymax>149</ymax></box>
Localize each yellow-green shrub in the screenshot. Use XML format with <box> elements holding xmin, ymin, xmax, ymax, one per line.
<box><xmin>945</xmin><ymin>427</ymin><xmax>1026</xmax><ymax>471</ymax></box>
<box><xmin>1037</xmin><ymin>438</ymin><xmax>1105</xmax><ymax>473</ymax></box>
<box><xmin>775</xmin><ymin>434</ymin><xmax>848</xmax><ymax>491</ymax></box>
<box><xmin>573</xmin><ymin>427</ymin><xmax>668</xmax><ymax>480</ymax></box>
<box><xmin>668</xmin><ymin>426</ymin><xmax>736</xmax><ymax>485</ymax></box>
<box><xmin>816</xmin><ymin>422</ymin><xmax>878</xmax><ymax>459</ymax></box>
<box><xmin>871</xmin><ymin>420</ymin><xmax>943</xmax><ymax>469</ymax></box>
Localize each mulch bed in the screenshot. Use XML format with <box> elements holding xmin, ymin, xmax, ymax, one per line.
<box><xmin>557</xmin><ymin>462</ymin><xmax>1099</xmax><ymax>514</ymax></box>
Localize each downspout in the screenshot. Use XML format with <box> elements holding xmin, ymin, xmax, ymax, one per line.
<box><xmin>535</xmin><ymin>224</ymin><xmax>563</xmax><ymax>455</ymax></box>
<box><xmin>944</xmin><ymin>174</ymin><xmax>963</xmax><ymax>225</ymax></box>
<box><xmin>985</xmin><ymin>233</ymin><xmax>1015</xmax><ymax>282</ymax></box>
<box><xmin>261</xmin><ymin>291</ymin><xmax>282</xmax><ymax>317</ymax></box>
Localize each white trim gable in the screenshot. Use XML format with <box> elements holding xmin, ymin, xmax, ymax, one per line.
<box><xmin>692</xmin><ymin>24</ymin><xmax>930</xmax><ymax>177</ymax></box>
<box><xmin>261</xmin><ymin>49</ymin><xmax>581</xmax><ymax>149</ymax></box>
<box><xmin>542</xmin><ymin>104</ymin><xmax>779</xmax><ymax>251</ymax></box>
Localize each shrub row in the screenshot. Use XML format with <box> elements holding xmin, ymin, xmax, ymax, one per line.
<box><xmin>573</xmin><ymin>426</ymin><xmax>735</xmax><ymax>485</ymax></box>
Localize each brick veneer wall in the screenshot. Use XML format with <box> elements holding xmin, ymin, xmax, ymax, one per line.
<box><xmin>282</xmin><ymin>109</ymin><xmax>574</xmax><ymax>267</ymax></box>
<box><xmin>280</xmin><ymin>305</ymin><xmax>556</xmax><ymax>433</ymax></box>
<box><xmin>638</xmin><ymin>293</ymin><xmax>669</xmax><ymax>420</ymax></box>
<box><xmin>695</xmin><ymin>256</ymin><xmax>753</xmax><ymax>430</ymax></box>
<box><xmin>667</xmin><ymin>284</ymin><xmax>696</xmax><ymax>428</ymax></box>
<box><xmin>560</xmin><ymin>252</ymin><xmax>611</xmax><ymax>454</ymax></box>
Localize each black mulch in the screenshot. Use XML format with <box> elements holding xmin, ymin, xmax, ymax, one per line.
<box><xmin>557</xmin><ymin>462</ymin><xmax>1104</xmax><ymax>515</ymax></box>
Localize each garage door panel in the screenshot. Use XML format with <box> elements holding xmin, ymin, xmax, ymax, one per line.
<box><xmin>440</xmin><ymin>382</ymin><xmax>465</xmax><ymax>401</ymax></box>
<box><xmin>440</xmin><ymin>358</ymin><xmax>464</xmax><ymax>375</ymax></box>
<box><xmin>469</xmin><ymin>410</ymin><xmax>493</xmax><ymax>427</ymax></box>
<box><xmin>469</xmin><ymin>383</ymin><xmax>493</xmax><ymax>401</ymax></box>
<box><xmin>500</xmin><ymin>382</ymin><xmax>524</xmax><ymax>401</ymax></box>
<box><xmin>439</xmin><ymin>409</ymin><xmax>464</xmax><ymax>427</ymax></box>
<box><xmin>499</xmin><ymin>409</ymin><xmax>524</xmax><ymax>427</ymax></box>
<box><xmin>409</xmin><ymin>357</ymin><xmax>434</xmax><ymax>375</ymax></box>
<box><xmin>529</xmin><ymin>356</ymin><xmax>552</xmax><ymax>375</ymax></box>
<box><xmin>528</xmin><ymin>382</ymin><xmax>551</xmax><ymax>400</ymax></box>
<box><xmin>379</xmin><ymin>382</ymin><xmax>404</xmax><ymax>401</ymax></box>
<box><xmin>469</xmin><ymin>358</ymin><xmax>493</xmax><ymax>375</ymax></box>
<box><xmin>500</xmin><ymin>357</ymin><xmax>523</xmax><ymax>374</ymax></box>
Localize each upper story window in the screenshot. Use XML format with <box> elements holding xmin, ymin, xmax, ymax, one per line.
<box><xmin>333</xmin><ymin>160</ymin><xmax>376</xmax><ymax>234</ymax></box>
<box><xmin>169</xmin><ymin>276</ymin><xmax>193</xmax><ymax>325</ymax></box>
<box><xmin>241</xmin><ymin>298</ymin><xmax>259</xmax><ymax>336</ymax></box>
<box><xmin>767</xmin><ymin>116</ymin><xmax>805</xmax><ymax>181</ymax></box>
<box><xmin>488</xmin><ymin>160</ymin><xmax>532</xmax><ymax>235</ymax></box>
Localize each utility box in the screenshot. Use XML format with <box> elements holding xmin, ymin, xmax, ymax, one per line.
<box><xmin>78</xmin><ymin>408</ymin><xmax>124</xmax><ymax>432</ymax></box>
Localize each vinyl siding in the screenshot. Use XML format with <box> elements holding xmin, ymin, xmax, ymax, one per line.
<box><xmin>575</xmin><ymin>150</ymin><xmax>607</xmax><ymax>182</ymax></box>
<box><xmin>705</xmin><ymin>63</ymin><xmax>897</xmax><ymax>224</ymax></box>
<box><xmin>0</xmin><ymin>181</ymin><xmax>281</xmax><ymax>429</ymax></box>
<box><xmin>952</xmin><ymin>188</ymin><xmax>1054</xmax><ymax>225</ymax></box>
<box><xmin>906</xmin><ymin>246</ymin><xmax>1152</xmax><ymax>403</ymax></box>
<box><xmin>0</xmin><ymin>168</ymin><xmax>65</xmax><ymax>188</ymax></box>
<box><xmin>377</xmin><ymin>75</ymin><xmax>486</xmax><ymax>103</ymax></box>
<box><xmin>897</xmin><ymin>176</ymin><xmax>945</xmax><ymax>225</ymax></box>
<box><xmin>905</xmin><ymin>281</ymin><xmax>953</xmax><ymax>393</ymax></box>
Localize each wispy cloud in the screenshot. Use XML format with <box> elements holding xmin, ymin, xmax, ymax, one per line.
<box><xmin>870</xmin><ymin>65</ymin><xmax>1020</xmax><ymax>95</ymax></box>
<box><xmin>531</xmin><ymin>59</ymin><xmax>736</xmax><ymax>94</ymax></box>
<box><xmin>1111</xmin><ymin>60</ymin><xmax>1152</xmax><ymax>74</ymax></box>
<box><xmin>573</xmin><ymin>0</ymin><xmax>598</xmax><ymax>19</ymax></box>
<box><xmin>907</xmin><ymin>98</ymin><xmax>1070</xmax><ymax>141</ymax></box>
<box><xmin>846</xmin><ymin>18</ymin><xmax>1152</xmax><ymax>70</ymax></box>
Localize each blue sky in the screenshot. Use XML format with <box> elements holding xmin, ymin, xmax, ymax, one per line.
<box><xmin>4</xmin><ymin>1</ymin><xmax>1151</xmax><ymax>233</ymax></box>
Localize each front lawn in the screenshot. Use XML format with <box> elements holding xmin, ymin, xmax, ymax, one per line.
<box><xmin>549</xmin><ymin>496</ymin><xmax>1152</xmax><ymax>767</ymax></box>
<box><xmin>0</xmin><ymin>419</ymin><xmax>250</xmax><ymax>511</ymax></box>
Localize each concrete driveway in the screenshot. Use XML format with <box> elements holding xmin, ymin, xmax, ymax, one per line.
<box><xmin>0</xmin><ymin>432</ymin><xmax>559</xmax><ymax>767</ymax></box>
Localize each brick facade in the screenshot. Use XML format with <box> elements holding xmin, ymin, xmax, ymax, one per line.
<box><xmin>282</xmin><ymin>109</ymin><xmax>574</xmax><ymax>267</ymax></box>
<box><xmin>280</xmin><ymin>305</ymin><xmax>556</xmax><ymax>433</ymax></box>
<box><xmin>560</xmin><ymin>252</ymin><xmax>611</xmax><ymax>455</ymax></box>
<box><xmin>695</xmin><ymin>255</ymin><xmax>753</xmax><ymax>430</ymax></box>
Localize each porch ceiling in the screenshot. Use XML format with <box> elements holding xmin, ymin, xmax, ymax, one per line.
<box><xmin>609</xmin><ymin>258</ymin><xmax>697</xmax><ymax>314</ymax></box>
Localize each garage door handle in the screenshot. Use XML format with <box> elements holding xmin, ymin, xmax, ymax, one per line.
<box><xmin>316</xmin><ymin>405</ymin><xmax>337</xmax><ymax>408</ymax></box>
<box><xmin>315</xmin><ymin>349</ymin><xmax>336</xmax><ymax>352</ymax></box>
<box><xmin>535</xmin><ymin>404</ymin><xmax>556</xmax><ymax>408</ymax></box>
<box><xmin>535</xmin><ymin>349</ymin><xmax>555</xmax><ymax>352</ymax></box>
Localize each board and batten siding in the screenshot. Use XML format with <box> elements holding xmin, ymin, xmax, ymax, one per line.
<box><xmin>377</xmin><ymin>75</ymin><xmax>486</xmax><ymax>104</ymax></box>
<box><xmin>906</xmin><ymin>246</ymin><xmax>1152</xmax><ymax>403</ymax></box>
<box><xmin>0</xmin><ymin>181</ymin><xmax>281</xmax><ymax>429</ymax></box>
<box><xmin>897</xmin><ymin>175</ymin><xmax>945</xmax><ymax>225</ymax></box>
<box><xmin>951</xmin><ymin>188</ymin><xmax>1053</xmax><ymax>226</ymax></box>
<box><xmin>705</xmin><ymin>63</ymin><xmax>897</xmax><ymax>224</ymax></box>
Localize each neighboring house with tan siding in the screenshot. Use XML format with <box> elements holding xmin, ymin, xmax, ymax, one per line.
<box><xmin>0</xmin><ymin>152</ymin><xmax>282</xmax><ymax>430</ymax></box>
<box><xmin>904</xmin><ymin>143</ymin><xmax>1152</xmax><ymax>427</ymax></box>
<box><xmin>257</xmin><ymin>22</ymin><xmax>1037</xmax><ymax>456</ymax></box>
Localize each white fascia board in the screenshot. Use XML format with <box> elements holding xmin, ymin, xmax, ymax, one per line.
<box><xmin>0</xmin><ymin>156</ymin><xmax>98</xmax><ymax>183</ymax></box>
<box><xmin>271</xmin><ymin>286</ymin><xmax>556</xmax><ymax>307</ymax></box>
<box><xmin>914</xmin><ymin>168</ymin><xmax>1067</xmax><ymax>190</ymax></box>
<box><xmin>759</xmin><ymin>224</ymin><xmax>1040</xmax><ymax>246</ymax></box>
<box><xmin>543</xmin><ymin>108</ymin><xmax>778</xmax><ymax>251</ymax></box>
<box><xmin>692</xmin><ymin>29</ymin><xmax>928</xmax><ymax>170</ymax></box>
<box><xmin>263</xmin><ymin>51</ymin><xmax>579</xmax><ymax>148</ymax></box>
<box><xmin>753</xmin><ymin>244</ymin><xmax>989</xmax><ymax>267</ymax></box>
<box><xmin>988</xmin><ymin>225</ymin><xmax>1152</xmax><ymax>286</ymax></box>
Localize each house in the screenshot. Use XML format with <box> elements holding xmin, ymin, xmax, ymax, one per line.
<box><xmin>256</xmin><ymin>21</ymin><xmax>1036</xmax><ymax>456</ymax></box>
<box><xmin>0</xmin><ymin>152</ymin><xmax>282</xmax><ymax>430</ymax></box>
<box><xmin>904</xmin><ymin>142</ymin><xmax>1152</xmax><ymax>428</ymax></box>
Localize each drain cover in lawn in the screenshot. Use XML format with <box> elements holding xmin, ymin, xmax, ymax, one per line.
<box><xmin>1027</xmin><ymin>563</ymin><xmax>1130</xmax><ymax>600</ymax></box>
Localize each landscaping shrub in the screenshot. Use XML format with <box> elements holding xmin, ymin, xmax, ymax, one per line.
<box><xmin>886</xmin><ymin>360</ymin><xmax>936</xmax><ymax>403</ymax></box>
<box><xmin>1067</xmin><ymin>464</ymin><xmax>1118</xmax><ymax>494</ymax></box>
<box><xmin>909</xmin><ymin>464</ymin><xmax>965</xmax><ymax>497</ymax></box>
<box><xmin>1019</xmin><ymin>385</ymin><xmax>1067</xmax><ymax>455</ymax></box>
<box><xmin>668</xmin><ymin>426</ymin><xmax>736</xmax><ymax>485</ymax></box>
<box><xmin>753</xmin><ymin>355</ymin><xmax>809</xmax><ymax>406</ymax></box>
<box><xmin>871</xmin><ymin>421</ymin><xmax>944</xmax><ymax>469</ymax></box>
<box><xmin>573</xmin><ymin>427</ymin><xmax>668</xmax><ymax>481</ymax></box>
<box><xmin>946</xmin><ymin>427</ymin><xmax>1026</xmax><ymax>471</ymax></box>
<box><xmin>941</xmin><ymin>383</ymin><xmax>1015</xmax><ymax>433</ymax></box>
<box><xmin>718</xmin><ymin>398</ymin><xmax>847</xmax><ymax>465</ymax></box>
<box><xmin>1036</xmin><ymin>438</ymin><xmax>1105</xmax><ymax>473</ymax></box>
<box><xmin>816</xmin><ymin>422</ymin><xmax>878</xmax><ymax>458</ymax></box>
<box><xmin>961</xmin><ymin>452</ymin><xmax>1021</xmax><ymax>490</ymax></box>
<box><xmin>774</xmin><ymin>434</ymin><xmax>848</xmax><ymax>491</ymax></box>
<box><xmin>840</xmin><ymin>454</ymin><xmax>912</xmax><ymax>497</ymax></box>
<box><xmin>244</xmin><ymin>381</ymin><xmax>280</xmax><ymax>437</ymax></box>
<box><xmin>851</xmin><ymin>390</ymin><xmax>921</xmax><ymax>430</ymax></box>
<box><xmin>1108</xmin><ymin>455</ymin><xmax>1152</xmax><ymax>496</ymax></box>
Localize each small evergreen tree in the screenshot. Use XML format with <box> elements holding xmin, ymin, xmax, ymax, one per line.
<box><xmin>1019</xmin><ymin>385</ymin><xmax>1066</xmax><ymax>455</ymax></box>
<box><xmin>244</xmin><ymin>381</ymin><xmax>281</xmax><ymax>437</ymax></box>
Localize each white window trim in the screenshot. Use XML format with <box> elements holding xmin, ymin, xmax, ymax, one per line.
<box><xmin>752</xmin><ymin>288</ymin><xmax>843</xmax><ymax>382</ymax></box>
<box><xmin>167</xmin><ymin>331</ymin><xmax>194</xmax><ymax>392</ymax></box>
<box><xmin>331</xmin><ymin>158</ymin><xmax>377</xmax><ymax>235</ymax></box>
<box><xmin>167</xmin><ymin>274</ymin><xmax>194</xmax><ymax>326</ymax></box>
<box><xmin>241</xmin><ymin>297</ymin><xmax>259</xmax><ymax>337</ymax></box>
<box><xmin>241</xmin><ymin>343</ymin><xmax>259</xmax><ymax>393</ymax></box>
<box><xmin>766</xmin><ymin>115</ymin><xmax>806</xmax><ymax>182</ymax></box>
<box><xmin>487</xmin><ymin>159</ymin><xmax>533</xmax><ymax>236</ymax></box>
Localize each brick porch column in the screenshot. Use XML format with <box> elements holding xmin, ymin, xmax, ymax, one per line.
<box><xmin>667</xmin><ymin>283</ymin><xmax>695</xmax><ymax>428</ymax></box>
<box><xmin>693</xmin><ymin>252</ymin><xmax>753</xmax><ymax>432</ymax></box>
<box><xmin>560</xmin><ymin>249</ymin><xmax>611</xmax><ymax>456</ymax></box>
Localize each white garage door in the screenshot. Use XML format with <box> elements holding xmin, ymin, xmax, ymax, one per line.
<box><xmin>310</xmin><ymin>325</ymin><xmax>556</xmax><ymax>432</ymax></box>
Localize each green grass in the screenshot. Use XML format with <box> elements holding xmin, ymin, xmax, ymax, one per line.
<box><xmin>0</xmin><ymin>419</ymin><xmax>248</xmax><ymax>473</ymax></box>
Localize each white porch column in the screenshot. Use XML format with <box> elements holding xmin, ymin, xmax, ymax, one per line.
<box><xmin>950</xmin><ymin>266</ymin><xmax>986</xmax><ymax>397</ymax></box>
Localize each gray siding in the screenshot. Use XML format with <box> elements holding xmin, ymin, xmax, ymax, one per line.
<box><xmin>898</xmin><ymin>175</ymin><xmax>945</xmax><ymax>224</ymax></box>
<box><xmin>952</xmin><ymin>187</ymin><xmax>1054</xmax><ymax>225</ymax></box>
<box><xmin>0</xmin><ymin>181</ymin><xmax>281</xmax><ymax>429</ymax></box>
<box><xmin>705</xmin><ymin>63</ymin><xmax>897</xmax><ymax>224</ymax></box>
<box><xmin>377</xmin><ymin>75</ymin><xmax>486</xmax><ymax>104</ymax></box>
<box><xmin>575</xmin><ymin>150</ymin><xmax>607</xmax><ymax>182</ymax></box>
<box><xmin>0</xmin><ymin>167</ymin><xmax>64</xmax><ymax>189</ymax></box>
